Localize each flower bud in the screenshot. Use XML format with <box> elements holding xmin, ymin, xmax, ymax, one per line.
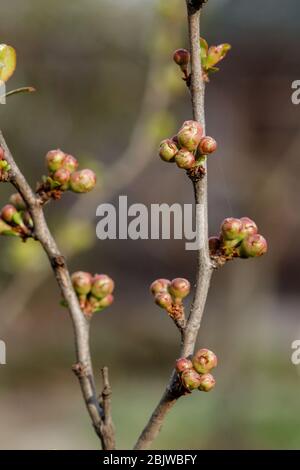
<box><xmin>154</xmin><ymin>292</ymin><xmax>172</xmax><ymax>310</ymax></box>
<box><xmin>192</xmin><ymin>348</ymin><xmax>217</xmax><ymax>374</ymax></box>
<box><xmin>181</xmin><ymin>369</ymin><xmax>202</xmax><ymax>392</ymax></box>
<box><xmin>159</xmin><ymin>139</ymin><xmax>178</xmax><ymax>162</ymax></box>
<box><xmin>97</xmin><ymin>294</ymin><xmax>114</xmax><ymax>309</ymax></box>
<box><xmin>240</xmin><ymin>217</ymin><xmax>258</xmax><ymax>236</ymax></box>
<box><xmin>198</xmin><ymin>373</ymin><xmax>216</xmax><ymax>392</ymax></box>
<box><xmin>150</xmin><ymin>278</ymin><xmax>171</xmax><ymax>295</ymax></box>
<box><xmin>46</xmin><ymin>149</ymin><xmax>66</xmax><ymax>173</ymax></box>
<box><xmin>0</xmin><ymin>218</ymin><xmax>19</xmax><ymax>236</ymax></box>
<box><xmin>239</xmin><ymin>234</ymin><xmax>268</xmax><ymax>258</ymax></box>
<box><xmin>62</xmin><ymin>154</ymin><xmax>78</xmax><ymax>173</ymax></box>
<box><xmin>0</xmin><ymin>146</ymin><xmax>4</xmax><ymax>160</ymax></box>
<box><xmin>53</xmin><ymin>168</ymin><xmax>71</xmax><ymax>187</ymax></box>
<box><xmin>9</xmin><ymin>193</ymin><xmax>26</xmax><ymax>210</ymax></box>
<box><xmin>175</xmin><ymin>357</ymin><xmax>193</xmax><ymax>374</ymax></box>
<box><xmin>177</xmin><ymin>120</ymin><xmax>203</xmax><ymax>152</ymax></box>
<box><xmin>69</xmin><ymin>169</ymin><xmax>96</xmax><ymax>193</ymax></box>
<box><xmin>71</xmin><ymin>271</ymin><xmax>93</xmax><ymax>295</ymax></box>
<box><xmin>1</xmin><ymin>204</ymin><xmax>17</xmax><ymax>224</ymax></box>
<box><xmin>198</xmin><ymin>136</ymin><xmax>217</xmax><ymax>155</ymax></box>
<box><xmin>173</xmin><ymin>48</ymin><xmax>190</xmax><ymax>67</ymax></box>
<box><xmin>221</xmin><ymin>217</ymin><xmax>243</xmax><ymax>241</ymax></box>
<box><xmin>175</xmin><ymin>149</ymin><xmax>195</xmax><ymax>169</ymax></box>
<box><xmin>169</xmin><ymin>278</ymin><xmax>190</xmax><ymax>299</ymax></box>
<box><xmin>91</xmin><ymin>274</ymin><xmax>114</xmax><ymax>299</ymax></box>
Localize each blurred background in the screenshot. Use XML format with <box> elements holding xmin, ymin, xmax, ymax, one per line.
<box><xmin>0</xmin><ymin>0</ymin><xmax>299</xmax><ymax>450</ymax></box>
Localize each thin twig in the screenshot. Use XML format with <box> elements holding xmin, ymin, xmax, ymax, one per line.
<box><xmin>0</xmin><ymin>131</ymin><xmax>115</xmax><ymax>450</ymax></box>
<box><xmin>133</xmin><ymin>1</ymin><xmax>213</xmax><ymax>450</ymax></box>
<box><xmin>99</xmin><ymin>367</ymin><xmax>115</xmax><ymax>449</ymax></box>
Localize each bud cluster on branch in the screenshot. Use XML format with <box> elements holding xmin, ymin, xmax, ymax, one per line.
<box><xmin>0</xmin><ymin>192</ymin><xmax>33</xmax><ymax>239</ymax></box>
<box><xmin>209</xmin><ymin>217</ymin><xmax>268</xmax><ymax>266</ymax></box>
<box><xmin>150</xmin><ymin>277</ymin><xmax>190</xmax><ymax>330</ymax></box>
<box><xmin>159</xmin><ymin>120</ymin><xmax>217</xmax><ymax>179</ymax></box>
<box><xmin>176</xmin><ymin>348</ymin><xmax>217</xmax><ymax>393</ymax></box>
<box><xmin>0</xmin><ymin>146</ymin><xmax>11</xmax><ymax>181</ymax></box>
<box><xmin>69</xmin><ymin>271</ymin><xmax>115</xmax><ymax>317</ymax></box>
<box><xmin>37</xmin><ymin>149</ymin><xmax>96</xmax><ymax>202</ymax></box>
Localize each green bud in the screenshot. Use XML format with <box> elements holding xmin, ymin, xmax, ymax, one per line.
<box><xmin>97</xmin><ymin>294</ymin><xmax>114</xmax><ymax>309</ymax></box>
<box><xmin>177</xmin><ymin>120</ymin><xmax>203</xmax><ymax>152</ymax></box>
<box><xmin>169</xmin><ymin>278</ymin><xmax>190</xmax><ymax>299</ymax></box>
<box><xmin>198</xmin><ymin>136</ymin><xmax>217</xmax><ymax>155</ymax></box>
<box><xmin>0</xmin><ymin>218</ymin><xmax>20</xmax><ymax>236</ymax></box>
<box><xmin>175</xmin><ymin>149</ymin><xmax>195</xmax><ymax>169</ymax></box>
<box><xmin>175</xmin><ymin>357</ymin><xmax>193</xmax><ymax>374</ymax></box>
<box><xmin>71</xmin><ymin>271</ymin><xmax>93</xmax><ymax>295</ymax></box>
<box><xmin>9</xmin><ymin>193</ymin><xmax>26</xmax><ymax>210</ymax></box>
<box><xmin>150</xmin><ymin>278</ymin><xmax>171</xmax><ymax>295</ymax></box>
<box><xmin>62</xmin><ymin>154</ymin><xmax>78</xmax><ymax>173</ymax></box>
<box><xmin>46</xmin><ymin>149</ymin><xmax>66</xmax><ymax>173</ymax></box>
<box><xmin>238</xmin><ymin>234</ymin><xmax>268</xmax><ymax>258</ymax></box>
<box><xmin>1</xmin><ymin>204</ymin><xmax>17</xmax><ymax>224</ymax></box>
<box><xmin>91</xmin><ymin>274</ymin><xmax>114</xmax><ymax>299</ymax></box>
<box><xmin>198</xmin><ymin>373</ymin><xmax>216</xmax><ymax>392</ymax></box>
<box><xmin>154</xmin><ymin>292</ymin><xmax>172</xmax><ymax>310</ymax></box>
<box><xmin>181</xmin><ymin>369</ymin><xmax>202</xmax><ymax>392</ymax></box>
<box><xmin>221</xmin><ymin>217</ymin><xmax>243</xmax><ymax>241</ymax></box>
<box><xmin>159</xmin><ymin>139</ymin><xmax>178</xmax><ymax>162</ymax></box>
<box><xmin>69</xmin><ymin>169</ymin><xmax>97</xmax><ymax>193</ymax></box>
<box><xmin>192</xmin><ymin>348</ymin><xmax>218</xmax><ymax>374</ymax></box>
<box><xmin>240</xmin><ymin>217</ymin><xmax>258</xmax><ymax>237</ymax></box>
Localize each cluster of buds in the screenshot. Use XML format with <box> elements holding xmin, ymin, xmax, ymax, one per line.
<box><xmin>37</xmin><ymin>149</ymin><xmax>96</xmax><ymax>201</ymax></box>
<box><xmin>0</xmin><ymin>192</ymin><xmax>33</xmax><ymax>239</ymax></box>
<box><xmin>70</xmin><ymin>271</ymin><xmax>114</xmax><ymax>318</ymax></box>
<box><xmin>150</xmin><ymin>277</ymin><xmax>190</xmax><ymax>330</ymax></box>
<box><xmin>176</xmin><ymin>348</ymin><xmax>217</xmax><ymax>393</ymax></box>
<box><xmin>159</xmin><ymin>120</ymin><xmax>217</xmax><ymax>179</ymax></box>
<box><xmin>0</xmin><ymin>146</ymin><xmax>11</xmax><ymax>181</ymax></box>
<box><xmin>173</xmin><ymin>38</ymin><xmax>231</xmax><ymax>84</ymax></box>
<box><xmin>209</xmin><ymin>217</ymin><xmax>268</xmax><ymax>265</ymax></box>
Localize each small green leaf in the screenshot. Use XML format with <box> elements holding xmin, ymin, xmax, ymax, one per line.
<box><xmin>200</xmin><ymin>37</ymin><xmax>208</xmax><ymax>61</ymax></box>
<box><xmin>0</xmin><ymin>44</ymin><xmax>17</xmax><ymax>82</ymax></box>
<box><xmin>206</xmin><ymin>44</ymin><xmax>231</xmax><ymax>69</ymax></box>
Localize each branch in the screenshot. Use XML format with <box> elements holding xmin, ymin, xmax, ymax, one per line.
<box><xmin>133</xmin><ymin>2</ymin><xmax>213</xmax><ymax>450</ymax></box>
<box><xmin>0</xmin><ymin>131</ymin><xmax>115</xmax><ymax>450</ymax></box>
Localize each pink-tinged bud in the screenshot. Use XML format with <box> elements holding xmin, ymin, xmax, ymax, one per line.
<box><xmin>240</xmin><ymin>217</ymin><xmax>258</xmax><ymax>236</ymax></box>
<box><xmin>177</xmin><ymin>120</ymin><xmax>203</xmax><ymax>152</ymax></box>
<box><xmin>198</xmin><ymin>373</ymin><xmax>216</xmax><ymax>392</ymax></box>
<box><xmin>175</xmin><ymin>357</ymin><xmax>193</xmax><ymax>374</ymax></box>
<box><xmin>192</xmin><ymin>348</ymin><xmax>217</xmax><ymax>374</ymax></box>
<box><xmin>150</xmin><ymin>278</ymin><xmax>171</xmax><ymax>295</ymax></box>
<box><xmin>0</xmin><ymin>219</ymin><xmax>19</xmax><ymax>236</ymax></box>
<box><xmin>46</xmin><ymin>149</ymin><xmax>66</xmax><ymax>173</ymax></box>
<box><xmin>9</xmin><ymin>193</ymin><xmax>26</xmax><ymax>210</ymax></box>
<box><xmin>62</xmin><ymin>154</ymin><xmax>78</xmax><ymax>173</ymax></box>
<box><xmin>181</xmin><ymin>369</ymin><xmax>202</xmax><ymax>392</ymax></box>
<box><xmin>98</xmin><ymin>294</ymin><xmax>114</xmax><ymax>309</ymax></box>
<box><xmin>53</xmin><ymin>168</ymin><xmax>71</xmax><ymax>188</ymax></box>
<box><xmin>198</xmin><ymin>136</ymin><xmax>217</xmax><ymax>155</ymax></box>
<box><xmin>69</xmin><ymin>169</ymin><xmax>96</xmax><ymax>193</ymax></box>
<box><xmin>71</xmin><ymin>271</ymin><xmax>93</xmax><ymax>295</ymax></box>
<box><xmin>0</xmin><ymin>146</ymin><xmax>4</xmax><ymax>160</ymax></box>
<box><xmin>159</xmin><ymin>139</ymin><xmax>178</xmax><ymax>162</ymax></box>
<box><xmin>209</xmin><ymin>236</ymin><xmax>221</xmax><ymax>254</ymax></box>
<box><xmin>91</xmin><ymin>274</ymin><xmax>114</xmax><ymax>299</ymax></box>
<box><xmin>221</xmin><ymin>217</ymin><xmax>243</xmax><ymax>241</ymax></box>
<box><xmin>169</xmin><ymin>278</ymin><xmax>190</xmax><ymax>299</ymax></box>
<box><xmin>1</xmin><ymin>204</ymin><xmax>16</xmax><ymax>223</ymax></box>
<box><xmin>173</xmin><ymin>48</ymin><xmax>190</xmax><ymax>67</ymax></box>
<box><xmin>239</xmin><ymin>234</ymin><xmax>268</xmax><ymax>258</ymax></box>
<box><xmin>175</xmin><ymin>149</ymin><xmax>195</xmax><ymax>169</ymax></box>
<box><xmin>154</xmin><ymin>292</ymin><xmax>172</xmax><ymax>310</ymax></box>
